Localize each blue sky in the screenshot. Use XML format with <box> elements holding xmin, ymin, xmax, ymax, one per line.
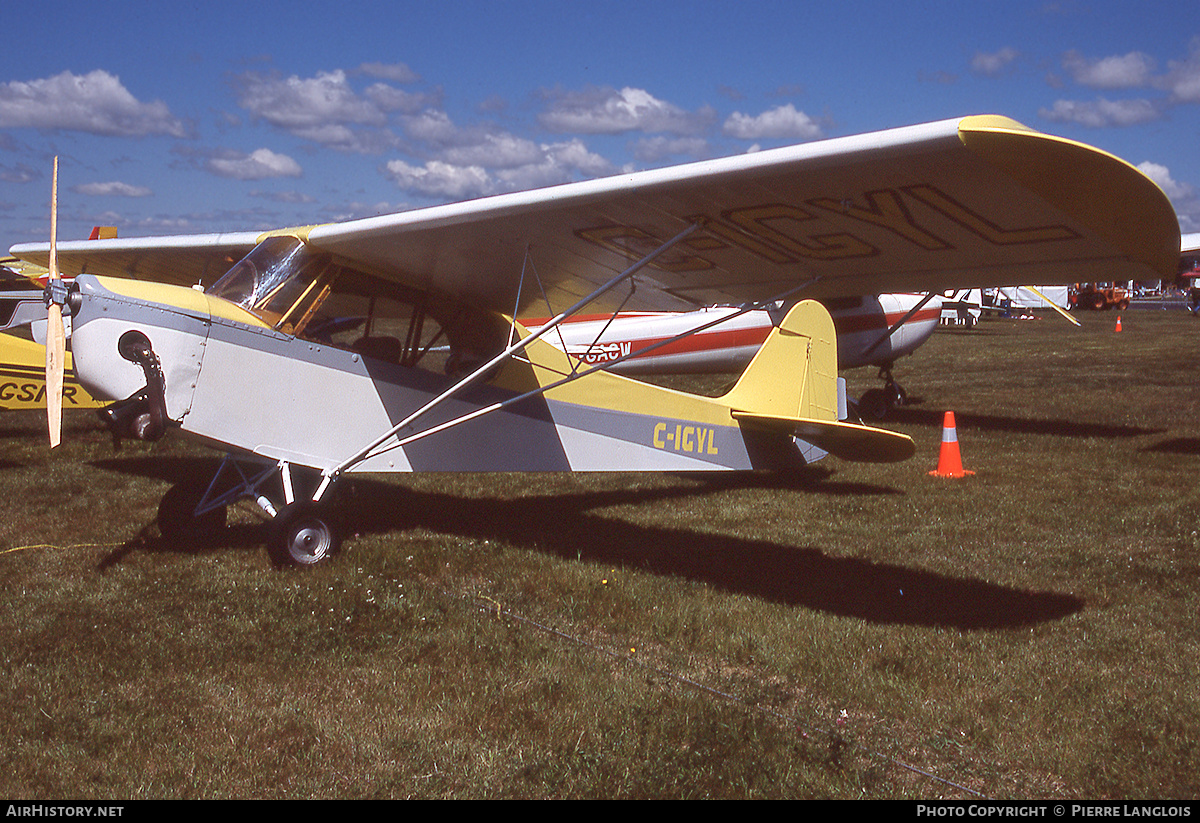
<box><xmin>2</xmin><ymin>0</ymin><xmax>1199</xmax><ymax>248</ymax></box>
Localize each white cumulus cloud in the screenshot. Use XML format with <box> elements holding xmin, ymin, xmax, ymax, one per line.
<box><xmin>538</xmin><ymin>86</ymin><xmax>716</xmax><ymax>136</ymax></box>
<box><xmin>722</xmin><ymin>104</ymin><xmax>824</xmax><ymax>141</ymax></box>
<box><xmin>494</xmin><ymin>139</ymin><xmax>618</xmax><ymax>190</ymax></box>
<box><xmin>72</xmin><ymin>181</ymin><xmax>153</xmax><ymax>197</ymax></box>
<box><xmin>383</xmin><ymin>159</ymin><xmax>493</xmax><ymax>200</ymax></box>
<box><xmin>1062</xmin><ymin>50</ymin><xmax>1157</xmax><ymax>89</ymax></box>
<box><xmin>207</xmin><ymin>148</ymin><xmax>303</xmax><ymax>180</ymax></box>
<box><xmin>1139</xmin><ymin>161</ymin><xmax>1199</xmax><ymax>234</ymax></box>
<box><xmin>1038</xmin><ymin>98</ymin><xmax>1161</xmax><ymax>127</ymax></box>
<box><xmin>0</xmin><ymin>70</ymin><xmax>187</xmax><ymax>137</ymax></box>
<box><xmin>1160</xmin><ymin>39</ymin><xmax>1200</xmax><ymax>103</ymax></box>
<box><xmin>233</xmin><ymin>69</ymin><xmax>398</xmax><ymax>152</ymax></box>
<box><xmin>970</xmin><ymin>48</ymin><xmax>1020</xmax><ymax>77</ymax></box>
<box><xmin>1138</xmin><ymin>161</ymin><xmax>1193</xmax><ymax>200</ymax></box>
<box><xmin>357</xmin><ymin>62</ymin><xmax>421</xmax><ymax>84</ymax></box>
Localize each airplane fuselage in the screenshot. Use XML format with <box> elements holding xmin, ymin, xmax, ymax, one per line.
<box><xmin>68</xmin><ymin>274</ymin><xmax>910</xmax><ymax>476</ymax></box>
<box><xmin>530</xmin><ymin>293</ymin><xmax>942</xmax><ymax>375</ymax></box>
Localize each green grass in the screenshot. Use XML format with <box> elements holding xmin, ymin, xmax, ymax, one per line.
<box><xmin>1</xmin><ymin>306</ymin><xmax>1198</xmax><ymax>798</ymax></box>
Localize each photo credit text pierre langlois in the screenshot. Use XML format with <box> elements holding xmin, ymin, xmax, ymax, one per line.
<box><xmin>916</xmin><ymin>807</ymin><xmax>1193</xmax><ymax>818</ymax></box>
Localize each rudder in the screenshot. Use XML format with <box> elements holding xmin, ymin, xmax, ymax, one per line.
<box><xmin>719</xmin><ymin>300</ymin><xmax>839</xmax><ymax>423</ymax></box>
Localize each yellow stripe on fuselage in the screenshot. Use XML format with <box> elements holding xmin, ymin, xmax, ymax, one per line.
<box><xmin>94</xmin><ymin>276</ymin><xmax>271</xmax><ymax>328</ymax></box>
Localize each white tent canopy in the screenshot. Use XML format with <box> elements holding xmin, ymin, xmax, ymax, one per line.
<box><xmin>992</xmin><ymin>285</ymin><xmax>1069</xmax><ymax>309</ymax></box>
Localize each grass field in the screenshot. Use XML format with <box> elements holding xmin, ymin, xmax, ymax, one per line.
<box><xmin>1</xmin><ymin>305</ymin><xmax>1198</xmax><ymax>799</ymax></box>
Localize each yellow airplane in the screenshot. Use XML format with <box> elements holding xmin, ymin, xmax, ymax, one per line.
<box><xmin>0</xmin><ymin>332</ymin><xmax>99</xmax><ymax>411</ymax></box>
<box><xmin>0</xmin><ymin>266</ymin><xmax>103</xmax><ymax>411</ymax></box>
<box><xmin>10</xmin><ymin>115</ymin><xmax>1180</xmax><ymax>567</ymax></box>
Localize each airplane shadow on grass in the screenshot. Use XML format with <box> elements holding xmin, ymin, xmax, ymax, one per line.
<box><xmin>1141</xmin><ymin>437</ymin><xmax>1200</xmax><ymax>455</ymax></box>
<box><xmin>884</xmin><ymin>402</ymin><xmax>1161</xmax><ymax>439</ymax></box>
<box><xmin>94</xmin><ymin>454</ymin><xmax>1082</xmax><ymax>632</ymax></box>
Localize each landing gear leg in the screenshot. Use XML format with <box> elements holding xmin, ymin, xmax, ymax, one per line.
<box><xmin>155</xmin><ymin>455</ymin><xmax>342</xmax><ymax>568</ymax></box>
<box><xmin>880</xmin><ymin>364</ymin><xmax>907</xmax><ymax>410</ymax></box>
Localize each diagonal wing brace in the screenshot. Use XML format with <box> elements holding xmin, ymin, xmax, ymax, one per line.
<box><xmin>312</xmin><ymin>220</ymin><xmax>702</xmax><ymax>501</ymax></box>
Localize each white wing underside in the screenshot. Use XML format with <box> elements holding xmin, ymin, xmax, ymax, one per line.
<box><xmin>11</xmin><ymin>116</ymin><xmax>1181</xmax><ymax>315</ymax></box>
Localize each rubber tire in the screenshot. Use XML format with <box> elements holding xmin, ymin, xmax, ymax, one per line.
<box><xmin>268</xmin><ymin>502</ymin><xmax>341</xmax><ymax>568</ymax></box>
<box><xmin>858</xmin><ymin>388</ymin><xmax>891</xmax><ymax>420</ymax></box>
<box><xmin>157</xmin><ymin>482</ymin><xmax>227</xmax><ymax>545</ymax></box>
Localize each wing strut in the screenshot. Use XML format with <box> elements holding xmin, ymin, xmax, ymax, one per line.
<box><xmin>312</xmin><ymin>220</ymin><xmax>702</xmax><ymax>500</ymax></box>
<box><xmin>345</xmin><ymin>275</ymin><xmax>825</xmax><ymax>464</ymax></box>
<box><xmin>861</xmin><ymin>292</ymin><xmax>939</xmax><ymax>358</ymax></box>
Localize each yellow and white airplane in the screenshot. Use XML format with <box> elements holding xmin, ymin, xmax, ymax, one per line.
<box><xmin>9</xmin><ymin>115</ymin><xmax>1179</xmax><ymax>567</ymax></box>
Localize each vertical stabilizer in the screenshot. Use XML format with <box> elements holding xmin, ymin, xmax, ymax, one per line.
<box><xmin>720</xmin><ymin>300</ymin><xmax>839</xmax><ymax>423</ymax></box>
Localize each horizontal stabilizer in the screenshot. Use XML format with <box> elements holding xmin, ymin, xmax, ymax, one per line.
<box><xmin>733</xmin><ymin>411</ymin><xmax>915</xmax><ymax>463</ymax></box>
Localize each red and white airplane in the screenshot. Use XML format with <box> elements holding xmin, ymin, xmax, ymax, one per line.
<box><xmin>532</xmin><ymin>292</ymin><xmax>944</xmax><ymax>418</ymax></box>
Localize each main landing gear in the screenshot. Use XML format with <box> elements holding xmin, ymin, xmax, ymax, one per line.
<box><xmin>854</xmin><ymin>364</ymin><xmax>907</xmax><ymax>421</ymax></box>
<box><xmin>155</xmin><ymin>455</ymin><xmax>341</xmax><ymax>568</ymax></box>
<box><xmin>268</xmin><ymin>502</ymin><xmax>340</xmax><ymax>568</ymax></box>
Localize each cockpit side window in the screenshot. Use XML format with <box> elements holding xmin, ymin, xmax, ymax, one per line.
<box><xmin>309</xmin><ymin>276</ymin><xmax>453</xmax><ymax>373</ymax></box>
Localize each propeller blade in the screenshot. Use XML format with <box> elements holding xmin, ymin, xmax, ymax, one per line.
<box><xmin>46</xmin><ymin>156</ymin><xmax>64</xmax><ymax>448</ymax></box>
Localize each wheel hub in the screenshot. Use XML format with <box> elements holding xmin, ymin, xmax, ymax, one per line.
<box><xmin>288</xmin><ymin>520</ymin><xmax>332</xmax><ymax>563</ymax></box>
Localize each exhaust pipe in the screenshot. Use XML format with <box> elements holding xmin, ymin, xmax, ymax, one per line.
<box><xmin>98</xmin><ymin>330</ymin><xmax>167</xmax><ymax>443</ymax></box>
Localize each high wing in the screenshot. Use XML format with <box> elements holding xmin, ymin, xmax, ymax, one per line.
<box><xmin>10</xmin><ymin>231</ymin><xmax>262</xmax><ymax>291</ymax></box>
<box><xmin>11</xmin><ymin>115</ymin><xmax>1180</xmax><ymax>315</ymax></box>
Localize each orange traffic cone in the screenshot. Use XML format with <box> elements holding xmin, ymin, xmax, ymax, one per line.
<box><xmin>929</xmin><ymin>411</ymin><xmax>974</xmax><ymax>478</ymax></box>
<box><xmin>1115</xmin><ymin>315</ymin><xmax>1123</xmax><ymax>332</ymax></box>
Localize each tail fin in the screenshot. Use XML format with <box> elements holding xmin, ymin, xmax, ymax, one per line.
<box><xmin>720</xmin><ymin>300</ymin><xmax>839</xmax><ymax>422</ymax></box>
<box><xmin>721</xmin><ymin>299</ymin><xmax>914</xmax><ymax>463</ymax></box>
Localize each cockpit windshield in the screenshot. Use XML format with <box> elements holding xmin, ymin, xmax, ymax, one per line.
<box><xmin>206</xmin><ymin>234</ymin><xmax>505</xmax><ymax>376</ymax></box>
<box><xmin>209</xmin><ymin>236</ymin><xmax>336</xmax><ymax>334</ymax></box>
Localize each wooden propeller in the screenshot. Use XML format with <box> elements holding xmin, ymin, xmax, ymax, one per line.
<box><xmin>46</xmin><ymin>156</ymin><xmax>64</xmax><ymax>448</ymax></box>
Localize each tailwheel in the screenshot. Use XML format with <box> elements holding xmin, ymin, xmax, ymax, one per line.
<box><xmin>157</xmin><ymin>481</ymin><xmax>227</xmax><ymax>545</ymax></box>
<box><xmin>856</xmin><ymin>364</ymin><xmax>908</xmax><ymax>421</ymax></box>
<box><xmin>268</xmin><ymin>502</ymin><xmax>341</xmax><ymax>568</ymax></box>
<box><xmin>857</xmin><ymin>388</ymin><xmax>892</xmax><ymax>420</ymax></box>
